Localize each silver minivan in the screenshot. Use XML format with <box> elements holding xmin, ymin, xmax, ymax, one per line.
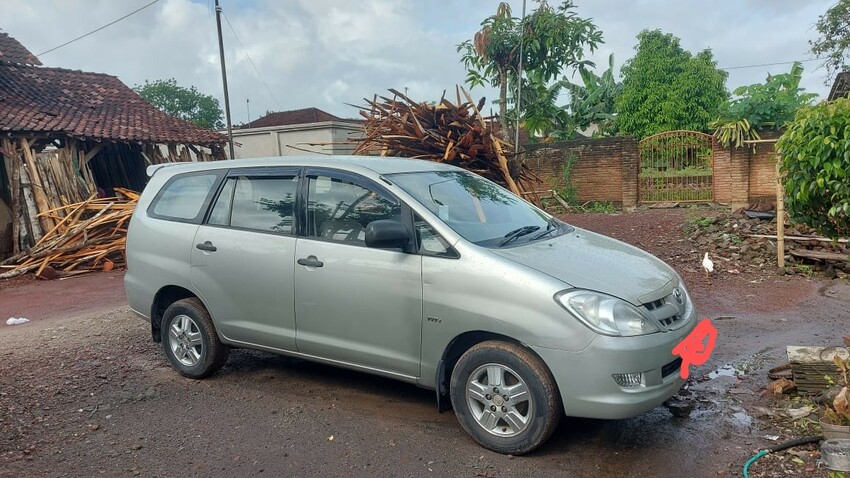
<box><xmin>125</xmin><ymin>156</ymin><xmax>697</xmax><ymax>454</ymax></box>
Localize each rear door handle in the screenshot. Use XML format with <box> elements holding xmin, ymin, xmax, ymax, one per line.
<box><xmin>196</xmin><ymin>241</ymin><xmax>217</xmax><ymax>252</ymax></box>
<box><xmin>297</xmin><ymin>255</ymin><xmax>323</xmax><ymax>268</ymax></box>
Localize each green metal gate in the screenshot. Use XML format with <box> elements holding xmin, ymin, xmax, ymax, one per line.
<box><xmin>638</xmin><ymin>130</ymin><xmax>714</xmax><ymax>203</ymax></box>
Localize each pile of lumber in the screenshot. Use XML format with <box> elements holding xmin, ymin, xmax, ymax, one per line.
<box><xmin>0</xmin><ymin>189</ymin><xmax>137</xmax><ymax>280</ymax></box>
<box><xmin>352</xmin><ymin>87</ymin><xmax>535</xmax><ymax>197</ymax></box>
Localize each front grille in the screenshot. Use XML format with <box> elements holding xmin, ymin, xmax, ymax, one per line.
<box><xmin>662</xmin><ymin>357</ymin><xmax>683</xmax><ymax>378</ymax></box>
<box><xmin>659</xmin><ymin>314</ymin><xmax>683</xmax><ymax>327</ymax></box>
<box><xmin>642</xmin><ymin>288</ymin><xmax>689</xmax><ymax>331</ymax></box>
<box><xmin>644</xmin><ymin>298</ymin><xmax>665</xmax><ymax>311</ymax></box>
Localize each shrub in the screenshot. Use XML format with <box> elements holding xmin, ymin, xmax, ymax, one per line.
<box><xmin>777</xmin><ymin>98</ymin><xmax>850</xmax><ymax>239</ymax></box>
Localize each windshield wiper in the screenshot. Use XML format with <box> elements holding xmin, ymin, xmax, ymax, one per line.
<box><xmin>498</xmin><ymin>225</ymin><xmax>540</xmax><ymax>247</ymax></box>
<box><xmin>531</xmin><ymin>217</ymin><xmax>560</xmax><ymax>240</ymax></box>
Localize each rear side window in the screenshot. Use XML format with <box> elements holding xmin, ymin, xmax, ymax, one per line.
<box><xmin>208</xmin><ymin>176</ymin><xmax>298</xmax><ymax>234</ymax></box>
<box><xmin>150</xmin><ymin>173</ymin><xmax>218</xmax><ymax>221</ymax></box>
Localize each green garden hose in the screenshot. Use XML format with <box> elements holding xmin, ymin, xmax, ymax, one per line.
<box><xmin>743</xmin><ymin>435</ymin><xmax>823</xmax><ymax>478</ymax></box>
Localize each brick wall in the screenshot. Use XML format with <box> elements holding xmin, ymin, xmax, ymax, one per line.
<box><xmin>747</xmin><ymin>135</ymin><xmax>779</xmax><ymax>203</ymax></box>
<box><xmin>523</xmin><ymin>134</ymin><xmax>777</xmax><ymax>209</ymax></box>
<box><xmin>713</xmin><ymin>134</ymin><xmax>778</xmax><ymax>208</ymax></box>
<box><xmin>522</xmin><ymin>137</ymin><xmax>638</xmax><ymax>207</ymax></box>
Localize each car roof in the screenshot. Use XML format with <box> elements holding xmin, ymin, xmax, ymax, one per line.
<box><xmin>147</xmin><ymin>155</ymin><xmax>462</xmax><ymax>178</ymax></box>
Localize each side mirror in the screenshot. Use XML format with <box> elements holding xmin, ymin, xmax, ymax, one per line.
<box><xmin>365</xmin><ymin>220</ymin><xmax>410</xmax><ymax>249</ymax></box>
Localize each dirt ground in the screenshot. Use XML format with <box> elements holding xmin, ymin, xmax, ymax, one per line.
<box><xmin>1</xmin><ymin>208</ymin><xmax>848</xmax><ymax>477</ymax></box>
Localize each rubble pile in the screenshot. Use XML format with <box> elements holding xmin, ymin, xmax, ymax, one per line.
<box><xmin>684</xmin><ymin>210</ymin><xmax>849</xmax><ymax>279</ymax></box>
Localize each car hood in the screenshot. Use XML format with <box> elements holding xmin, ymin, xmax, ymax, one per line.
<box><xmin>491</xmin><ymin>227</ymin><xmax>679</xmax><ymax>305</ymax></box>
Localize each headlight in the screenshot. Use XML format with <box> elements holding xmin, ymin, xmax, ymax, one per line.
<box><xmin>555</xmin><ymin>290</ymin><xmax>659</xmax><ymax>337</ymax></box>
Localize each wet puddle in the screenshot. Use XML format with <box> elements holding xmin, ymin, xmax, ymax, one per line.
<box><xmin>731</xmin><ymin>410</ymin><xmax>753</xmax><ymax>428</ymax></box>
<box><xmin>707</xmin><ymin>347</ymin><xmax>772</xmax><ymax>380</ymax></box>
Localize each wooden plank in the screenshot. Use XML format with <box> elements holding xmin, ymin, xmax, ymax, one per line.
<box><xmin>748</xmin><ymin>234</ymin><xmax>849</xmax><ymax>244</ymax></box>
<box><xmin>20</xmin><ymin>138</ymin><xmax>55</xmax><ymax>232</ymax></box>
<box><xmin>18</xmin><ymin>167</ymin><xmax>43</xmax><ymax>243</ymax></box>
<box><xmin>1</xmin><ymin>138</ymin><xmax>21</xmax><ymax>254</ymax></box>
<box><xmin>789</xmin><ymin>249</ymin><xmax>850</xmax><ymax>262</ymax></box>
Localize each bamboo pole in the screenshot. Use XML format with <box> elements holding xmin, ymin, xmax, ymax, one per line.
<box><xmin>776</xmin><ymin>154</ymin><xmax>785</xmax><ymax>268</ymax></box>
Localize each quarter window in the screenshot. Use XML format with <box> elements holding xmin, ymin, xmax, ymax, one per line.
<box><xmin>414</xmin><ymin>214</ymin><xmax>456</xmax><ymax>257</ymax></box>
<box><xmin>306</xmin><ymin>176</ymin><xmax>400</xmax><ymax>245</ymax></box>
<box><xmin>151</xmin><ymin>173</ymin><xmax>218</xmax><ymax>221</ymax></box>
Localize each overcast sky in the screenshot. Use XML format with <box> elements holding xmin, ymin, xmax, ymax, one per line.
<box><xmin>2</xmin><ymin>0</ymin><xmax>836</xmax><ymax>125</ymax></box>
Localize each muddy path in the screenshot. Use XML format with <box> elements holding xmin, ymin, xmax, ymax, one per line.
<box><xmin>1</xmin><ymin>209</ymin><xmax>848</xmax><ymax>477</ymax></box>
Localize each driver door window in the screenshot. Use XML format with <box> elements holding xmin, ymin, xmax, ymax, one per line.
<box><xmin>305</xmin><ymin>175</ymin><xmax>401</xmax><ymax>245</ymax></box>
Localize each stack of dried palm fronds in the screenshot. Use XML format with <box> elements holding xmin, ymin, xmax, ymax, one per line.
<box><xmin>352</xmin><ymin>87</ymin><xmax>535</xmax><ymax>197</ymax></box>
<box><xmin>0</xmin><ymin>188</ymin><xmax>138</xmax><ymax>279</ymax></box>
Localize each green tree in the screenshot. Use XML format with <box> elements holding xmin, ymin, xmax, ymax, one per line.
<box><xmin>457</xmin><ymin>1</ymin><xmax>602</xmax><ymax>138</ymax></box>
<box><xmin>810</xmin><ymin>0</ymin><xmax>850</xmax><ymax>83</ymax></box>
<box><xmin>134</xmin><ymin>78</ymin><xmax>224</xmax><ymax>129</ymax></box>
<box><xmin>778</xmin><ymin>97</ymin><xmax>850</xmax><ymax>238</ymax></box>
<box><xmin>563</xmin><ymin>53</ymin><xmax>621</xmax><ymax>136</ymax></box>
<box><xmin>711</xmin><ymin>62</ymin><xmax>817</xmax><ymax>147</ymax></box>
<box><xmin>615</xmin><ymin>30</ymin><xmax>728</xmax><ymax>138</ymax></box>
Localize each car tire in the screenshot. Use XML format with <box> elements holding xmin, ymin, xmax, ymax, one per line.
<box><xmin>161</xmin><ymin>298</ymin><xmax>229</xmax><ymax>379</ymax></box>
<box><xmin>449</xmin><ymin>340</ymin><xmax>561</xmax><ymax>455</ymax></box>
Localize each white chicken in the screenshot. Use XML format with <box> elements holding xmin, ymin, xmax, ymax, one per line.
<box><xmin>702</xmin><ymin>252</ymin><xmax>714</xmax><ymax>278</ymax></box>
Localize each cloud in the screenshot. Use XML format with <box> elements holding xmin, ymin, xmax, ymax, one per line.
<box><xmin>2</xmin><ymin>0</ymin><xmax>835</xmax><ymax>126</ymax></box>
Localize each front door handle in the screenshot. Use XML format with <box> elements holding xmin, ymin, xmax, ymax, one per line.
<box><xmin>297</xmin><ymin>255</ymin><xmax>324</xmax><ymax>268</ymax></box>
<box><xmin>196</xmin><ymin>241</ymin><xmax>217</xmax><ymax>252</ymax></box>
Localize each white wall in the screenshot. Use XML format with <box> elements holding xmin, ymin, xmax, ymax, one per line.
<box><xmin>228</xmin><ymin>122</ymin><xmax>364</xmax><ymax>159</ymax></box>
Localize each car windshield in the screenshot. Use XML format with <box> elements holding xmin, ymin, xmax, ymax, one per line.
<box><xmin>388</xmin><ymin>170</ymin><xmax>572</xmax><ymax>247</ymax></box>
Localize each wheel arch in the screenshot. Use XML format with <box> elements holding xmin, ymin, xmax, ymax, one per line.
<box><xmin>435</xmin><ymin>331</ymin><xmax>551</xmax><ymax>413</ymax></box>
<box><xmin>150</xmin><ymin>285</ymin><xmax>203</xmax><ymax>343</ymax></box>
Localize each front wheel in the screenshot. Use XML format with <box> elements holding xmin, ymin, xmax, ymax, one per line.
<box><xmin>161</xmin><ymin>298</ymin><xmax>229</xmax><ymax>379</ymax></box>
<box><xmin>449</xmin><ymin>341</ymin><xmax>561</xmax><ymax>455</ymax></box>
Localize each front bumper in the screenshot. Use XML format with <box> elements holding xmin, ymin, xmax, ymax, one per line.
<box><xmin>533</xmin><ymin>307</ymin><xmax>698</xmax><ymax>419</ymax></box>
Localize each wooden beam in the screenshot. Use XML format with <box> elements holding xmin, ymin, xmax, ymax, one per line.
<box><xmin>1</xmin><ymin>138</ymin><xmax>22</xmax><ymax>254</ymax></box>
<box><xmin>460</xmin><ymin>86</ymin><xmax>520</xmax><ymax>196</ymax></box>
<box><xmin>789</xmin><ymin>249</ymin><xmax>849</xmax><ymax>262</ymax></box>
<box><xmin>20</xmin><ymin>138</ymin><xmax>55</xmax><ymax>232</ymax></box>
<box><xmin>748</xmin><ymin>234</ymin><xmax>848</xmax><ymax>244</ymax></box>
<box><xmin>82</xmin><ymin>143</ymin><xmax>104</xmax><ymax>167</ymax></box>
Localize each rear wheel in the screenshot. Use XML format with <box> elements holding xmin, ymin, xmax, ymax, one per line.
<box><xmin>161</xmin><ymin>298</ymin><xmax>229</xmax><ymax>379</ymax></box>
<box><xmin>450</xmin><ymin>341</ymin><xmax>561</xmax><ymax>455</ymax></box>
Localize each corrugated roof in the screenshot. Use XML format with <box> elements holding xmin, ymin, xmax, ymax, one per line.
<box><xmin>0</xmin><ymin>31</ymin><xmax>41</xmax><ymax>66</ymax></box>
<box><xmin>828</xmin><ymin>72</ymin><xmax>850</xmax><ymax>101</ymax></box>
<box><xmin>0</xmin><ymin>62</ymin><xmax>226</xmax><ymax>145</ymax></box>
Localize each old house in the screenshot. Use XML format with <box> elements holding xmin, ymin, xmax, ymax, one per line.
<box><xmin>229</xmin><ymin>107</ymin><xmax>362</xmax><ymax>158</ymax></box>
<box><xmin>0</xmin><ymin>32</ymin><xmax>227</xmax><ymax>256</ymax></box>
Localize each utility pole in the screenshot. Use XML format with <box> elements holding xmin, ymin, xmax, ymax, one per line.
<box><xmin>215</xmin><ymin>0</ymin><xmax>235</xmax><ymax>159</ymax></box>
<box><xmin>514</xmin><ymin>0</ymin><xmax>527</xmax><ymax>154</ymax></box>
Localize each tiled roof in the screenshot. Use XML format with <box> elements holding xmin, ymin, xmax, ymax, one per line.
<box><xmin>0</xmin><ymin>63</ymin><xmax>225</xmax><ymax>144</ymax></box>
<box><xmin>828</xmin><ymin>72</ymin><xmax>850</xmax><ymax>101</ymax></box>
<box><xmin>246</xmin><ymin>107</ymin><xmax>343</xmax><ymax>128</ymax></box>
<box><xmin>0</xmin><ymin>31</ymin><xmax>41</xmax><ymax>66</ymax></box>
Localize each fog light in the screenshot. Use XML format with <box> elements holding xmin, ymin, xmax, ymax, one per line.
<box><xmin>612</xmin><ymin>373</ymin><xmax>642</xmax><ymax>388</ymax></box>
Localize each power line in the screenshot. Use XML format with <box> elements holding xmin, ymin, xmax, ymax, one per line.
<box><xmin>37</xmin><ymin>0</ymin><xmax>161</xmax><ymax>57</ymax></box>
<box><xmin>222</xmin><ymin>11</ymin><xmax>283</xmax><ymax>112</ymax></box>
<box><xmin>719</xmin><ymin>57</ymin><xmax>826</xmax><ymax>71</ymax></box>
